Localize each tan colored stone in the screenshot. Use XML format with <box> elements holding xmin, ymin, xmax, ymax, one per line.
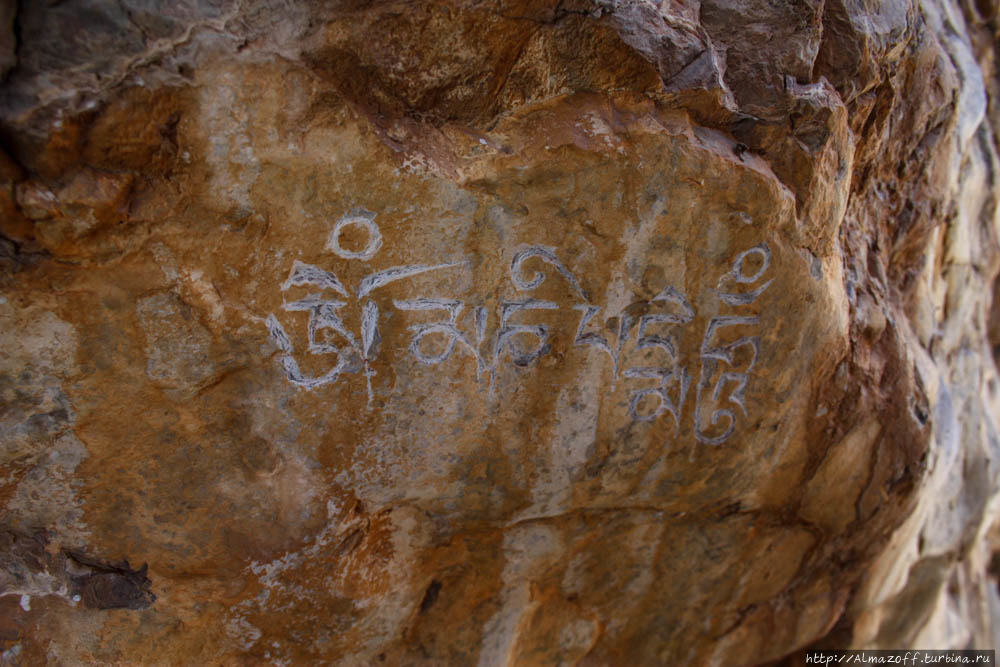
<box><xmin>0</xmin><ymin>0</ymin><xmax>997</xmax><ymax>664</ymax></box>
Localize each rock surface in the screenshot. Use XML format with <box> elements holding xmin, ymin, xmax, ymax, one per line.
<box><xmin>0</xmin><ymin>0</ymin><xmax>998</xmax><ymax>664</ymax></box>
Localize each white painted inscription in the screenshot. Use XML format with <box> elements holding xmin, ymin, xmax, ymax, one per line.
<box><xmin>267</xmin><ymin>213</ymin><xmax>773</xmax><ymax>444</ymax></box>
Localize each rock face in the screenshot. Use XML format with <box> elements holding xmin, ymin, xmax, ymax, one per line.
<box><xmin>0</xmin><ymin>0</ymin><xmax>998</xmax><ymax>664</ymax></box>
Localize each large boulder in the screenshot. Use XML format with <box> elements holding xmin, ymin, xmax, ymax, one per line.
<box><xmin>0</xmin><ymin>0</ymin><xmax>998</xmax><ymax>663</ymax></box>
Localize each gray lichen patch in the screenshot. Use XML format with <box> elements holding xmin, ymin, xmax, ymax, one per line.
<box><xmin>135</xmin><ymin>290</ymin><xmax>231</xmax><ymax>400</ymax></box>
<box><xmin>4</xmin><ymin>433</ymin><xmax>90</xmax><ymax>548</ymax></box>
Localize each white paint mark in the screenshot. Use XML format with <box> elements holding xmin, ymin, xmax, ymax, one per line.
<box><xmin>394</xmin><ymin>298</ymin><xmax>478</xmax><ymax>366</ymax></box>
<box><xmin>624</xmin><ymin>367</ymin><xmax>690</xmax><ymax>428</ymax></box>
<box><xmin>361</xmin><ymin>301</ymin><xmax>380</xmax><ymax>360</ymax></box>
<box><xmin>699</xmin><ymin>316</ymin><xmax>761</xmax><ymax>365</ymax></box>
<box><xmin>362</xmin><ymin>300</ymin><xmax>380</xmax><ymax>406</ymax></box>
<box><xmin>357</xmin><ymin>262</ymin><xmax>463</xmax><ymax>299</ymax></box>
<box><xmin>730</xmin><ymin>243</ymin><xmax>771</xmax><ymax>284</ymax></box>
<box><xmin>714</xmin><ymin>244</ymin><xmax>772</xmax><ymax>305</ymax></box>
<box><xmin>327</xmin><ymin>213</ymin><xmax>383</xmax><ymax>261</ymax></box>
<box><xmin>636</xmin><ymin>285</ymin><xmax>695</xmax><ymax>357</ymax></box>
<box><xmin>265</xmin><ymin>217</ymin><xmax>779</xmax><ymax>442</ymax></box>
<box><xmin>265</xmin><ymin>314</ymin><xmax>294</xmax><ymax>353</ymax></box>
<box><xmin>282</xmin><ymin>294</ymin><xmax>357</xmax><ymax>351</ymax></box>
<box><xmin>572</xmin><ymin>304</ymin><xmax>613</xmax><ymax>363</ymax></box>
<box><xmin>475</xmin><ymin>306</ymin><xmax>489</xmax><ymax>377</ymax></box>
<box><xmin>271</xmin><ymin>294</ymin><xmax>361</xmax><ymax>389</ymax></box>
<box><xmin>715</xmin><ymin>280</ymin><xmax>774</xmax><ymax>306</ymax></box>
<box><xmin>510</xmin><ymin>246</ymin><xmax>587</xmax><ymax>299</ymax></box>
<box><xmin>278</xmin><ymin>354</ymin><xmax>353</xmax><ymax>390</ymax></box>
<box><xmin>491</xmin><ymin>299</ymin><xmax>559</xmax><ymax>394</ymax></box>
<box><xmin>281</xmin><ymin>260</ymin><xmax>349</xmax><ymax>297</ymax></box>
<box><xmin>695</xmin><ymin>317</ymin><xmax>762</xmax><ymax>446</ymax></box>
<box><xmin>19</xmin><ymin>594</ymin><xmax>30</xmax><ymax>612</ymax></box>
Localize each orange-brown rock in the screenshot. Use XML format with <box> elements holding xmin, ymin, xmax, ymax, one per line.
<box><xmin>0</xmin><ymin>0</ymin><xmax>998</xmax><ymax>664</ymax></box>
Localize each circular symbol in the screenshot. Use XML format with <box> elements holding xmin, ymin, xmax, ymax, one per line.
<box><xmin>731</xmin><ymin>244</ymin><xmax>770</xmax><ymax>284</ymax></box>
<box><xmin>326</xmin><ymin>214</ymin><xmax>383</xmax><ymax>260</ymax></box>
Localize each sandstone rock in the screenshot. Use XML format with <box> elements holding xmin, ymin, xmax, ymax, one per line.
<box><xmin>0</xmin><ymin>0</ymin><xmax>998</xmax><ymax>664</ymax></box>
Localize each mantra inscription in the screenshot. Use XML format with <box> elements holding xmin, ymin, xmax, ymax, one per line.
<box><xmin>266</xmin><ymin>212</ymin><xmax>773</xmax><ymax>445</ymax></box>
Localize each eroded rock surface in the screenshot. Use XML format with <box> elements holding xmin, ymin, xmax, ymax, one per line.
<box><xmin>0</xmin><ymin>0</ymin><xmax>998</xmax><ymax>664</ymax></box>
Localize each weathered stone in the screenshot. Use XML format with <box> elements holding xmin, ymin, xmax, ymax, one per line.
<box><xmin>0</xmin><ymin>0</ymin><xmax>998</xmax><ymax>663</ymax></box>
<box><xmin>0</xmin><ymin>1</ymin><xmax>14</xmax><ymax>82</ymax></box>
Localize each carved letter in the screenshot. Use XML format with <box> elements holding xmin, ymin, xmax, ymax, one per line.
<box><xmin>573</xmin><ymin>304</ymin><xmax>614</xmax><ymax>362</ymax></box>
<box><xmin>510</xmin><ymin>246</ymin><xmax>587</xmax><ymax>299</ymax></box>
<box><xmin>281</xmin><ymin>260</ymin><xmax>349</xmax><ymax>297</ymax></box>
<box><xmin>357</xmin><ymin>262</ymin><xmax>464</xmax><ymax>299</ymax></box>
<box><xmin>394</xmin><ymin>298</ymin><xmax>479</xmax><ymax>366</ymax></box>
<box><xmin>694</xmin><ymin>316</ymin><xmax>761</xmax><ymax>445</ymax></box>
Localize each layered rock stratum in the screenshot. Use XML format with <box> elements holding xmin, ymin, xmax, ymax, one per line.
<box><xmin>1</xmin><ymin>0</ymin><xmax>999</xmax><ymax>664</ymax></box>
